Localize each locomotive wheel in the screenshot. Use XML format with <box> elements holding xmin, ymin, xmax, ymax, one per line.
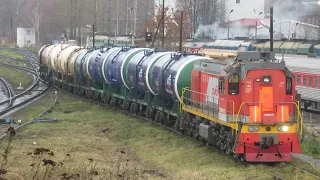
<box><xmin>240</xmin><ymin>155</ymin><xmax>246</xmax><ymax>162</ymax></box>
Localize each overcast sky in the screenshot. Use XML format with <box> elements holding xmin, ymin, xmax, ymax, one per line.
<box><xmin>155</xmin><ymin>0</ymin><xmax>176</xmax><ymax>8</ymax></box>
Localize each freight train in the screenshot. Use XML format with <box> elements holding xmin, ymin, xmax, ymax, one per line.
<box><xmin>38</xmin><ymin>43</ymin><xmax>303</xmax><ymax>163</ymax></box>
<box><xmin>185</xmin><ymin>39</ymin><xmax>320</xmax><ymax>56</ymax></box>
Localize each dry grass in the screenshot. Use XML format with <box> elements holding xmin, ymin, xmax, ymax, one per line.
<box><xmin>0</xmin><ymin>91</ymin><xmax>319</xmax><ymax>180</ymax></box>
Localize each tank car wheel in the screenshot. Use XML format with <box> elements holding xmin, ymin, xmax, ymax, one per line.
<box><xmin>110</xmin><ymin>97</ymin><xmax>117</xmax><ymax>107</ymax></box>
<box><xmin>62</xmin><ymin>83</ymin><xmax>66</xmax><ymax>90</ymax></box>
<box><xmin>105</xmin><ymin>95</ymin><xmax>111</xmax><ymax>104</ymax></box>
<box><xmin>146</xmin><ymin>108</ymin><xmax>154</xmax><ymax>119</ymax></box>
<box><xmin>129</xmin><ymin>103</ymin><xmax>136</xmax><ymax>114</ymax></box>
<box><xmin>154</xmin><ymin>111</ymin><xmax>161</xmax><ymax>123</ymax></box>
<box><xmin>158</xmin><ymin>112</ymin><xmax>166</xmax><ymax>125</ymax></box>
<box><xmin>68</xmin><ymin>85</ymin><xmax>73</xmax><ymax>93</ymax></box>
<box><xmin>81</xmin><ymin>89</ymin><xmax>86</xmax><ymax>97</ymax></box>
<box><xmin>122</xmin><ymin>101</ymin><xmax>130</xmax><ymax>111</ymax></box>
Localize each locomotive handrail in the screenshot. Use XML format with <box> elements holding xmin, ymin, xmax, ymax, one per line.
<box><xmin>180</xmin><ymin>87</ymin><xmax>237</xmax><ymax>131</ymax></box>
<box><xmin>236</xmin><ymin>102</ymin><xmax>262</xmax><ymax>124</ymax></box>
<box><xmin>293</xmin><ymin>101</ymin><xmax>303</xmax><ymax>135</ymax></box>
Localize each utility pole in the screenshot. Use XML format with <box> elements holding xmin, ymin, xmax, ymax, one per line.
<box><xmin>126</xmin><ymin>0</ymin><xmax>129</xmax><ymax>34</ymax></box>
<box><xmin>270</xmin><ymin>6</ymin><xmax>274</xmax><ymax>52</ymax></box>
<box><xmin>94</xmin><ymin>0</ymin><xmax>97</xmax><ymax>31</ymax></box>
<box><xmin>70</xmin><ymin>0</ymin><xmax>74</xmax><ymax>39</ymax></box>
<box><xmin>179</xmin><ymin>11</ymin><xmax>183</xmax><ymax>52</ymax></box>
<box><xmin>162</xmin><ymin>0</ymin><xmax>165</xmax><ymax>47</ymax></box>
<box><xmin>116</xmin><ymin>0</ymin><xmax>119</xmax><ymax>35</ymax></box>
<box><xmin>255</xmin><ymin>12</ymin><xmax>262</xmax><ymax>39</ymax></box>
<box><xmin>151</xmin><ymin>15</ymin><xmax>163</xmax><ymax>47</ymax></box>
<box><xmin>78</xmin><ymin>1</ymin><xmax>82</xmax><ymax>46</ymax></box>
<box><xmin>93</xmin><ymin>24</ymin><xmax>95</xmax><ymax>49</ymax></box>
<box><xmin>133</xmin><ymin>0</ymin><xmax>138</xmax><ymax>46</ymax></box>
<box><xmin>228</xmin><ymin>9</ymin><xmax>233</xmax><ymax>39</ymax></box>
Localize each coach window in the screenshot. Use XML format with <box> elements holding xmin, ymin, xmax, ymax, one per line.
<box><xmin>286</xmin><ymin>77</ymin><xmax>292</xmax><ymax>94</ymax></box>
<box><xmin>228</xmin><ymin>74</ymin><xmax>239</xmax><ymax>95</ymax></box>
<box><xmin>317</xmin><ymin>77</ymin><xmax>320</xmax><ymax>88</ymax></box>
<box><xmin>297</xmin><ymin>75</ymin><xmax>301</xmax><ymax>85</ymax></box>
<box><xmin>309</xmin><ymin>77</ymin><xmax>313</xmax><ymax>87</ymax></box>
<box><xmin>303</xmin><ymin>76</ymin><xmax>307</xmax><ymax>86</ymax></box>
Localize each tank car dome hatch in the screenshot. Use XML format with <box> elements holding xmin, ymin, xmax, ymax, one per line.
<box><xmin>150</xmin><ymin>53</ymin><xmax>211</xmax><ymax>100</ymax></box>
<box><xmin>87</xmin><ymin>48</ymin><xmax>111</xmax><ymax>84</ymax></box>
<box><xmin>68</xmin><ymin>49</ymin><xmax>87</xmax><ymax>76</ymax></box>
<box><xmin>126</xmin><ymin>50</ymin><xmax>174</xmax><ymax>92</ymax></box>
<box><xmin>57</xmin><ymin>46</ymin><xmax>80</xmax><ymax>74</ymax></box>
<box><xmin>105</xmin><ymin>48</ymin><xmax>150</xmax><ymax>88</ymax></box>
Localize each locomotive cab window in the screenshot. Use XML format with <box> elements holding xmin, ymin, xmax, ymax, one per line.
<box><xmin>297</xmin><ymin>75</ymin><xmax>301</xmax><ymax>85</ymax></box>
<box><xmin>286</xmin><ymin>77</ymin><xmax>292</xmax><ymax>95</ymax></box>
<box><xmin>228</xmin><ymin>74</ymin><xmax>239</xmax><ymax>95</ymax></box>
<box><xmin>219</xmin><ymin>78</ymin><xmax>225</xmax><ymax>96</ymax></box>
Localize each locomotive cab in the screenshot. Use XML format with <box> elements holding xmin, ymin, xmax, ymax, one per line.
<box><xmin>229</xmin><ymin>52</ymin><xmax>302</xmax><ymax>162</ymax></box>
<box><xmin>183</xmin><ymin>51</ymin><xmax>302</xmax><ymax>163</ymax></box>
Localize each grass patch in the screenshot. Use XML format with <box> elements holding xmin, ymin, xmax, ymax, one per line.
<box><xmin>0</xmin><ymin>49</ymin><xmax>24</xmax><ymax>60</ymax></box>
<box><xmin>301</xmin><ymin>127</ymin><xmax>320</xmax><ymax>159</ymax></box>
<box><xmin>0</xmin><ymin>91</ymin><xmax>319</xmax><ymax>179</ymax></box>
<box><xmin>0</xmin><ymin>66</ymin><xmax>33</xmax><ymax>91</ymax></box>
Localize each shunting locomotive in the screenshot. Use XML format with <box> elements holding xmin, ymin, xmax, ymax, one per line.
<box><xmin>38</xmin><ymin>43</ymin><xmax>303</xmax><ymax>162</ymax></box>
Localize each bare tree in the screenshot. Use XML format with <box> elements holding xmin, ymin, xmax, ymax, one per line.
<box><xmin>176</xmin><ymin>0</ymin><xmax>226</xmax><ymax>37</ymax></box>
<box><xmin>31</xmin><ymin>0</ymin><xmax>43</xmax><ymax>45</ymax></box>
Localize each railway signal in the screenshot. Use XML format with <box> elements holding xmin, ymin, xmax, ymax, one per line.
<box><xmin>145</xmin><ymin>32</ymin><xmax>152</xmax><ymax>42</ymax></box>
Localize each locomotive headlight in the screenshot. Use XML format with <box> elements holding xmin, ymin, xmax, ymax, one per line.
<box><xmin>248</xmin><ymin>126</ymin><xmax>260</xmax><ymax>132</ymax></box>
<box><xmin>262</xmin><ymin>76</ymin><xmax>271</xmax><ymax>84</ymax></box>
<box><xmin>277</xmin><ymin>126</ymin><xmax>289</xmax><ymax>132</ymax></box>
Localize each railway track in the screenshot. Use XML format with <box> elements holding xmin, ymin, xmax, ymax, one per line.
<box><xmin>53</xmin><ymin>83</ymin><xmax>320</xmax><ymax>180</ymax></box>
<box><xmin>0</xmin><ymin>49</ymin><xmax>50</xmax><ymax>117</ymax></box>
<box><xmin>2</xmin><ymin>48</ymin><xmax>318</xmax><ymax>179</ymax></box>
<box><xmin>0</xmin><ymin>78</ymin><xmax>14</xmax><ymax>110</ymax></box>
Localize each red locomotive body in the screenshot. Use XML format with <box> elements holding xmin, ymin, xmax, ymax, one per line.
<box><xmin>182</xmin><ymin>52</ymin><xmax>302</xmax><ymax>162</ymax></box>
